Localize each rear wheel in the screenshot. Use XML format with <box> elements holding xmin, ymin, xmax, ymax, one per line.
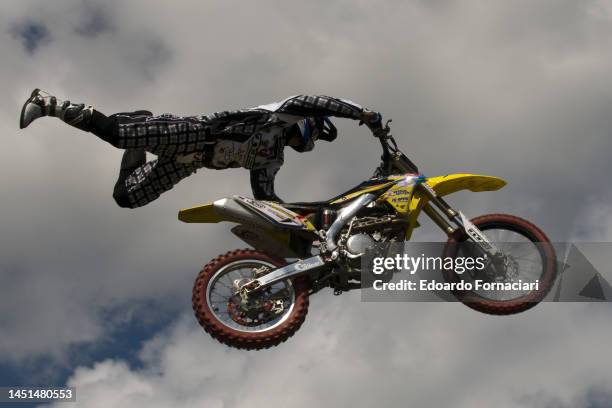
<box><xmin>192</xmin><ymin>249</ymin><xmax>310</xmax><ymax>350</ymax></box>
<box><xmin>443</xmin><ymin>214</ymin><xmax>557</xmax><ymax>315</ymax></box>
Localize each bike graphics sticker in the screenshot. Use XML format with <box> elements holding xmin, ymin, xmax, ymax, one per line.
<box><xmin>234</xmin><ymin>196</ymin><xmax>305</xmax><ymax>229</ymax></box>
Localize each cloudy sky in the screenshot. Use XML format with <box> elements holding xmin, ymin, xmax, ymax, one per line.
<box><xmin>1</xmin><ymin>0</ymin><xmax>612</xmax><ymax>407</ymax></box>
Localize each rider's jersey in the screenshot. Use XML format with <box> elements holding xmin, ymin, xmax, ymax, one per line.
<box><xmin>186</xmin><ymin>95</ymin><xmax>366</xmax><ymax>200</ymax></box>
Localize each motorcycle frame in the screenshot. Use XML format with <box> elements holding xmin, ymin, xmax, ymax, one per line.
<box><xmin>245</xmin><ymin>174</ymin><xmax>506</xmax><ymax>293</ymax></box>
<box><xmin>179</xmin><ymin>128</ymin><xmax>508</xmax><ymax>293</ymax></box>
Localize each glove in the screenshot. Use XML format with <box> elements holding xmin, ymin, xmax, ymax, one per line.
<box><xmin>360</xmin><ymin>110</ymin><xmax>385</xmax><ymax>137</ymax></box>
<box><xmin>368</xmin><ymin>112</ymin><xmax>383</xmax><ymax>128</ymax></box>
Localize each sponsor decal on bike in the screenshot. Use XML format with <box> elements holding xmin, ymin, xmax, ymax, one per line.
<box><xmin>293</xmin><ymin>258</ymin><xmax>325</xmax><ymax>271</ymax></box>
<box><xmin>234</xmin><ymin>195</ymin><xmax>304</xmax><ymax>228</ymax></box>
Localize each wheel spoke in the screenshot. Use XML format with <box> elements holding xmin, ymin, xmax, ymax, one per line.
<box><xmin>205</xmin><ymin>259</ymin><xmax>296</xmax><ymax>333</ymax></box>
<box><xmin>452</xmin><ymin>221</ymin><xmax>555</xmax><ymax>303</ymax></box>
<box><xmin>215</xmin><ymin>280</ymin><xmax>233</xmax><ymax>290</ymax></box>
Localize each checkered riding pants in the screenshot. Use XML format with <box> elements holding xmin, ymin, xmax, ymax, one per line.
<box><xmin>110</xmin><ymin>111</ymin><xmax>210</xmax><ymax>208</ymax></box>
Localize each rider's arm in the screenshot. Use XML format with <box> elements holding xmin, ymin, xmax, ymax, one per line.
<box><xmin>274</xmin><ymin>95</ymin><xmax>380</xmax><ymax>123</ymax></box>
<box><xmin>250</xmin><ymin>164</ymin><xmax>283</xmax><ymax>203</ymax></box>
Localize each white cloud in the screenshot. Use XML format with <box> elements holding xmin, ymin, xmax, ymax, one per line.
<box><xmin>48</xmin><ymin>301</ymin><xmax>612</xmax><ymax>408</ymax></box>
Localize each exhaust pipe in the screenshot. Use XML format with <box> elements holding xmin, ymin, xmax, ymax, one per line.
<box><xmin>325</xmin><ymin>194</ymin><xmax>376</xmax><ymax>251</ymax></box>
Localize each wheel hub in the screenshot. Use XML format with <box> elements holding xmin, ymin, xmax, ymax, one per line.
<box><xmin>226</xmin><ymin>287</ymin><xmax>287</xmax><ymax>326</ymax></box>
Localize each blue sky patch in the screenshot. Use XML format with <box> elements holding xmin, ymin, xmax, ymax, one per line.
<box><xmin>0</xmin><ymin>298</ymin><xmax>182</xmax><ymax>405</ymax></box>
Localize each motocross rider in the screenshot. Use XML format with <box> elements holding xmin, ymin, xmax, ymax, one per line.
<box><xmin>20</xmin><ymin>90</ymin><xmax>383</xmax><ymax>207</ymax></box>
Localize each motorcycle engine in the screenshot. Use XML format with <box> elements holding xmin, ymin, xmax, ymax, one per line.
<box><xmin>331</xmin><ymin>211</ymin><xmax>409</xmax><ymax>279</ymax></box>
<box><xmin>346</xmin><ymin>233</ymin><xmax>376</xmax><ymax>256</ymax></box>
<box><xmin>340</xmin><ymin>215</ymin><xmax>408</xmax><ymax>270</ymax></box>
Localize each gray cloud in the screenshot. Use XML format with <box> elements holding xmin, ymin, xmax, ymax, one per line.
<box><xmin>10</xmin><ymin>20</ymin><xmax>52</xmax><ymax>53</ymax></box>
<box><xmin>74</xmin><ymin>3</ymin><xmax>114</xmax><ymax>38</ymax></box>
<box><xmin>1</xmin><ymin>0</ymin><xmax>612</xmax><ymax>406</ymax></box>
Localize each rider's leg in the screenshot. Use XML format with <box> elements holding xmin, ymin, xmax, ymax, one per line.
<box><xmin>112</xmin><ymin>113</ymin><xmax>210</xmax><ymax>156</ymax></box>
<box><xmin>20</xmin><ymin>89</ymin><xmax>210</xmax><ymax>156</ymax></box>
<box><xmin>20</xmin><ymin>89</ymin><xmax>153</xmax><ymax>144</ymax></box>
<box><xmin>112</xmin><ymin>149</ymin><xmax>147</xmax><ymax>208</ymax></box>
<box><xmin>112</xmin><ymin>154</ymin><xmax>202</xmax><ymax>209</ymax></box>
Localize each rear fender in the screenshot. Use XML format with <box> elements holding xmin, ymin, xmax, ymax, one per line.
<box><xmin>178</xmin><ymin>198</ymin><xmax>270</xmax><ymax>228</ymax></box>
<box><xmin>178</xmin><ymin>197</ymin><xmax>310</xmax><ymax>257</ymax></box>
<box><xmin>178</xmin><ymin>196</ymin><xmax>315</xmax><ymax>230</ymax></box>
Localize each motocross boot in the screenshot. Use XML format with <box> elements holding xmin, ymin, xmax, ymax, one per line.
<box><xmin>20</xmin><ymin>88</ymin><xmax>95</xmax><ymax>130</ymax></box>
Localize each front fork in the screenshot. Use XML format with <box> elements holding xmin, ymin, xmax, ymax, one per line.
<box><xmin>419</xmin><ymin>183</ymin><xmax>502</xmax><ymax>257</ymax></box>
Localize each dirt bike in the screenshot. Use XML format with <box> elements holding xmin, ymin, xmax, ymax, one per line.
<box><xmin>179</xmin><ymin>120</ymin><xmax>557</xmax><ymax>350</ymax></box>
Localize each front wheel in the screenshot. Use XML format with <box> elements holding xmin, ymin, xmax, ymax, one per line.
<box><xmin>192</xmin><ymin>249</ymin><xmax>310</xmax><ymax>350</ymax></box>
<box><xmin>443</xmin><ymin>214</ymin><xmax>557</xmax><ymax>315</ymax></box>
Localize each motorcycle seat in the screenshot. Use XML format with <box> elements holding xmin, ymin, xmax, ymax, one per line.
<box><xmin>282</xmin><ymin>178</ymin><xmax>389</xmax><ymax>213</ymax></box>
<box><xmin>282</xmin><ymin>201</ymin><xmax>334</xmax><ymax>212</ymax></box>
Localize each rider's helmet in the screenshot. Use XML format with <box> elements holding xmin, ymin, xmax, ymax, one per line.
<box><xmin>290</xmin><ymin>117</ymin><xmax>337</xmax><ymax>152</ymax></box>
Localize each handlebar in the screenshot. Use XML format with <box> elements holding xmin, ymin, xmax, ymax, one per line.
<box><xmin>368</xmin><ymin>117</ymin><xmax>420</xmax><ymax>177</ymax></box>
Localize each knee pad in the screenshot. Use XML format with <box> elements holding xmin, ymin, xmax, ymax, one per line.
<box><xmin>112</xmin><ymin>185</ymin><xmax>133</xmax><ymax>208</ymax></box>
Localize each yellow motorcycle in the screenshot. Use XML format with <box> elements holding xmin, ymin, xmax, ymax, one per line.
<box><xmin>179</xmin><ymin>120</ymin><xmax>557</xmax><ymax>350</ymax></box>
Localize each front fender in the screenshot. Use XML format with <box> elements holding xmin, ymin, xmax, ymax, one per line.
<box><xmin>425</xmin><ymin>173</ymin><xmax>506</xmax><ymax>196</ymax></box>
<box><xmin>405</xmin><ymin>174</ymin><xmax>506</xmax><ymax>239</ymax></box>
